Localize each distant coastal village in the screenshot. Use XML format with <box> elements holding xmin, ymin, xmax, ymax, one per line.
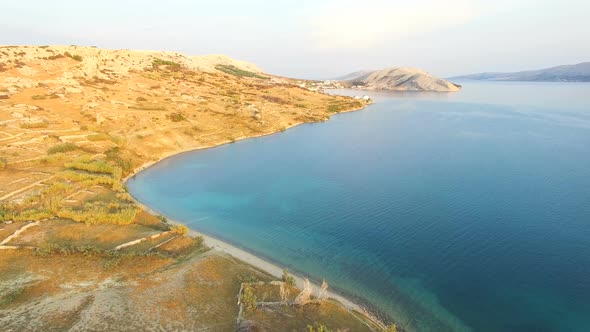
<box><xmin>269</xmin><ymin>77</ymin><xmax>372</xmax><ymax>100</ymax></box>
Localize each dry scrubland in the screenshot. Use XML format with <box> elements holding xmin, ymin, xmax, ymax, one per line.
<box><xmin>0</xmin><ymin>46</ymin><xmax>382</xmax><ymax>331</ymax></box>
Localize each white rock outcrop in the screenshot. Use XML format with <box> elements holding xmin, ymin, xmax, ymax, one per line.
<box><xmin>348</xmin><ymin>67</ymin><xmax>460</xmax><ymax>92</ymax></box>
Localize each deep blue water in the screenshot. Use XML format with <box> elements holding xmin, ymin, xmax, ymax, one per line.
<box><xmin>128</xmin><ymin>82</ymin><xmax>590</xmax><ymax>332</ymax></box>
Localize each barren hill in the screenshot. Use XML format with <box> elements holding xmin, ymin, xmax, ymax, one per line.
<box><xmin>344</xmin><ymin>67</ymin><xmax>461</xmax><ymax>92</ymax></box>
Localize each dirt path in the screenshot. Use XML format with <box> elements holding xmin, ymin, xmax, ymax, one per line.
<box><xmin>114</xmin><ymin>231</ymin><xmax>172</xmax><ymax>251</ymax></box>
<box><xmin>0</xmin><ymin>175</ymin><xmax>54</xmax><ymax>201</ymax></box>
<box><xmin>0</xmin><ymin>220</ymin><xmax>41</xmax><ymax>246</ymax></box>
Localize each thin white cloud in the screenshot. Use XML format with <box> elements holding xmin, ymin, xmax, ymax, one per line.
<box><xmin>308</xmin><ymin>0</ymin><xmax>478</xmax><ymax>49</ymax></box>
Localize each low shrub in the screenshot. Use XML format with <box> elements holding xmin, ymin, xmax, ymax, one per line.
<box><xmin>166</xmin><ymin>112</ymin><xmax>185</xmax><ymax>122</ymax></box>
<box><xmin>170</xmin><ymin>224</ymin><xmax>188</xmax><ymax>236</ymax></box>
<box><xmin>215</xmin><ymin>64</ymin><xmax>268</xmax><ymax>79</ymax></box>
<box><xmin>3</xmin><ymin>209</ymin><xmax>54</xmax><ymax>222</ymax></box>
<box><xmin>282</xmin><ymin>268</ymin><xmax>296</xmax><ymax>286</ymax></box>
<box><xmin>153</xmin><ymin>58</ymin><xmax>181</xmax><ymax>68</ymax></box>
<box><xmin>47</xmin><ymin>143</ymin><xmax>79</xmax><ymax>154</ymax></box>
<box><xmin>64</xmin><ymin>52</ymin><xmax>83</xmax><ymax>62</ymax></box>
<box><xmin>56</xmin><ymin>206</ymin><xmax>139</xmax><ymax>225</ymax></box>
<box><xmin>65</xmin><ymin>159</ymin><xmax>120</xmax><ymax>176</ymax></box>
<box><xmin>0</xmin><ymin>287</ymin><xmax>24</xmax><ymax>308</ymax></box>
<box><xmin>263</xmin><ymin>95</ymin><xmax>287</xmax><ymax>104</ymax></box>
<box><xmin>240</xmin><ymin>284</ymin><xmax>257</xmax><ymax>313</ymax></box>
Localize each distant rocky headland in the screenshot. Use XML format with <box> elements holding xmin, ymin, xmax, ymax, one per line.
<box><xmin>451</xmin><ymin>62</ymin><xmax>590</xmax><ymax>82</ymax></box>
<box><xmin>339</xmin><ymin>67</ymin><xmax>461</xmax><ymax>92</ymax></box>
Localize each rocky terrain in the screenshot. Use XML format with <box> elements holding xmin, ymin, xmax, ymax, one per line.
<box><xmin>0</xmin><ymin>45</ymin><xmax>383</xmax><ymax>331</ymax></box>
<box><xmin>451</xmin><ymin>62</ymin><xmax>590</xmax><ymax>82</ymax></box>
<box><xmin>342</xmin><ymin>67</ymin><xmax>461</xmax><ymax>92</ymax></box>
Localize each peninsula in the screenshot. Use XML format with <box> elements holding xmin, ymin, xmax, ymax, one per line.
<box><xmin>0</xmin><ymin>45</ymin><xmax>389</xmax><ymax>331</ymax></box>
<box><xmin>341</xmin><ymin>67</ymin><xmax>461</xmax><ymax>92</ymax></box>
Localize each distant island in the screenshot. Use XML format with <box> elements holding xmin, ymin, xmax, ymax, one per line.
<box><xmin>451</xmin><ymin>62</ymin><xmax>590</xmax><ymax>82</ymax></box>
<box><xmin>339</xmin><ymin>67</ymin><xmax>461</xmax><ymax>92</ymax></box>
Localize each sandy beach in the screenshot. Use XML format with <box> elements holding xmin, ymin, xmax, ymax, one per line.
<box><xmin>132</xmin><ymin>199</ymin><xmax>386</xmax><ymax>327</ymax></box>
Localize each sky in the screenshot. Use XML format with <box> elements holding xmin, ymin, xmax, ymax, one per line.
<box><xmin>1</xmin><ymin>0</ymin><xmax>589</xmax><ymax>79</ymax></box>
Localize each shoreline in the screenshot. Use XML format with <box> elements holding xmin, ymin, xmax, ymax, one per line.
<box><xmin>123</xmin><ymin>99</ymin><xmax>369</xmax><ymax>183</ymax></box>
<box><xmin>123</xmin><ymin>99</ymin><xmax>388</xmax><ymax>328</ymax></box>
<box><xmin>134</xmin><ymin>199</ymin><xmax>386</xmax><ymax>329</ymax></box>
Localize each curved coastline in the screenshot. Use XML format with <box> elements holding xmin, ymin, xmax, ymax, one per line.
<box><xmin>122</xmin><ymin>100</ymin><xmax>390</xmax><ymax>328</ymax></box>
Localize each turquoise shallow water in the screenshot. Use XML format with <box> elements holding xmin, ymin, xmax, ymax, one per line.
<box><xmin>128</xmin><ymin>81</ymin><xmax>590</xmax><ymax>332</ymax></box>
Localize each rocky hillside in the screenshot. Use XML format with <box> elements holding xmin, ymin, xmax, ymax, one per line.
<box><xmin>344</xmin><ymin>67</ymin><xmax>461</xmax><ymax>92</ymax></box>
<box><xmin>451</xmin><ymin>62</ymin><xmax>590</xmax><ymax>82</ymax></box>
<box><xmin>0</xmin><ymin>45</ymin><xmax>365</xmax><ymax>169</ymax></box>
<box><xmin>0</xmin><ymin>45</ymin><xmax>263</xmax><ymax>98</ymax></box>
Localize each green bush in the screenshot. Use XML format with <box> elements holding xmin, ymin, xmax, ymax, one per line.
<box><xmin>238</xmin><ymin>274</ymin><xmax>259</xmax><ymax>283</ymax></box>
<box><xmin>327</xmin><ymin>104</ymin><xmax>341</xmax><ymax>113</ymax></box>
<box><xmin>65</xmin><ymin>159</ymin><xmax>122</xmax><ymax>179</ymax></box>
<box><xmin>58</xmin><ymin>170</ymin><xmax>124</xmax><ymax>192</ymax></box>
<box><xmin>170</xmin><ymin>224</ymin><xmax>188</xmax><ymax>236</ymax></box>
<box><xmin>240</xmin><ymin>284</ymin><xmax>257</xmax><ymax>313</ymax></box>
<box><xmin>384</xmin><ymin>324</ymin><xmax>397</xmax><ymax>332</ymax></box>
<box><xmin>3</xmin><ymin>209</ymin><xmax>54</xmax><ymax>222</ymax></box>
<box><xmin>105</xmin><ymin>148</ymin><xmax>132</xmax><ymax>174</ymax></box>
<box><xmin>215</xmin><ymin>64</ymin><xmax>268</xmax><ymax>79</ymax></box>
<box><xmin>0</xmin><ymin>287</ymin><xmax>24</xmax><ymax>308</ymax></box>
<box><xmin>0</xmin><ymin>157</ymin><xmax>6</xmax><ymax>170</ymax></box>
<box><xmin>153</xmin><ymin>58</ymin><xmax>181</xmax><ymax>68</ymax></box>
<box><xmin>56</xmin><ymin>206</ymin><xmax>139</xmax><ymax>225</ymax></box>
<box><xmin>47</xmin><ymin>143</ymin><xmax>79</xmax><ymax>154</ymax></box>
<box><xmin>282</xmin><ymin>268</ymin><xmax>296</xmax><ymax>286</ymax></box>
<box><xmin>64</xmin><ymin>52</ymin><xmax>83</xmax><ymax>62</ymax></box>
<box><xmin>166</xmin><ymin>112</ymin><xmax>185</xmax><ymax>122</ymax></box>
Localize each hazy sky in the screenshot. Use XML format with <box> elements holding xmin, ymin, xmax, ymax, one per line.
<box><xmin>1</xmin><ymin>0</ymin><xmax>589</xmax><ymax>78</ymax></box>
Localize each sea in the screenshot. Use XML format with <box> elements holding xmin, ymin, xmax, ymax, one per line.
<box><xmin>128</xmin><ymin>81</ymin><xmax>590</xmax><ymax>332</ymax></box>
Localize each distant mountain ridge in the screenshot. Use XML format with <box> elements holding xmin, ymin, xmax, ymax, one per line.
<box><xmin>332</xmin><ymin>70</ymin><xmax>374</xmax><ymax>81</ymax></box>
<box><xmin>340</xmin><ymin>67</ymin><xmax>461</xmax><ymax>92</ymax></box>
<box><xmin>451</xmin><ymin>62</ymin><xmax>590</xmax><ymax>82</ymax></box>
